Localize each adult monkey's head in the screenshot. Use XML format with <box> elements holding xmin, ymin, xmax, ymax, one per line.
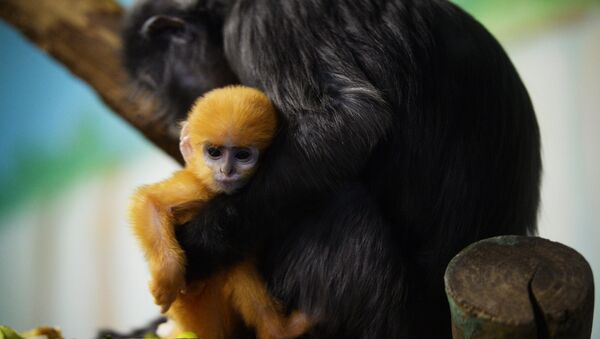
<box><xmin>122</xmin><ymin>0</ymin><xmax>238</xmax><ymax>121</ymax></box>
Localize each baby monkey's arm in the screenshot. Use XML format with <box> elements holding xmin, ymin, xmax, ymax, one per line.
<box><xmin>130</xmin><ymin>170</ymin><xmax>210</xmax><ymax>313</ymax></box>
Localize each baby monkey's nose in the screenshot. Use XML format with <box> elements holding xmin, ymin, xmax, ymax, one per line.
<box><xmin>220</xmin><ymin>163</ymin><xmax>235</xmax><ymax>176</ymax></box>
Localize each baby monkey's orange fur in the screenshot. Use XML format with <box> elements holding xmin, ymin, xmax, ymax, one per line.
<box><xmin>130</xmin><ymin>86</ymin><xmax>310</xmax><ymax>339</ymax></box>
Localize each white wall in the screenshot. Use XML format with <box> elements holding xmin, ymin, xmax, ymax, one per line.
<box><xmin>508</xmin><ymin>10</ymin><xmax>600</xmax><ymax>337</ymax></box>
<box><xmin>0</xmin><ymin>154</ymin><xmax>179</xmax><ymax>336</ymax></box>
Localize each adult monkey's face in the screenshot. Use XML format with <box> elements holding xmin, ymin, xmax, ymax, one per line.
<box><xmin>122</xmin><ymin>0</ymin><xmax>238</xmax><ymax>120</ymax></box>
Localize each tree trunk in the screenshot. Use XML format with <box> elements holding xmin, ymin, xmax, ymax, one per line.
<box><xmin>0</xmin><ymin>0</ymin><xmax>182</xmax><ymax>162</ymax></box>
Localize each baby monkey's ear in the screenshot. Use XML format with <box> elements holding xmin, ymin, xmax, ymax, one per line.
<box><xmin>179</xmin><ymin>122</ymin><xmax>193</xmax><ymax>164</ymax></box>
<box><xmin>141</xmin><ymin>15</ymin><xmax>189</xmax><ymax>42</ymax></box>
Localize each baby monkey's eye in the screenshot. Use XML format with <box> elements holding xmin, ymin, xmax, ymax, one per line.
<box><xmin>207</xmin><ymin>146</ymin><xmax>222</xmax><ymax>158</ymax></box>
<box><xmin>235</xmin><ymin>149</ymin><xmax>252</xmax><ymax>161</ymax></box>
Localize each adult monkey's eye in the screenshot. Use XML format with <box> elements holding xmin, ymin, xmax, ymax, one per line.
<box><xmin>207</xmin><ymin>146</ymin><xmax>222</xmax><ymax>158</ymax></box>
<box><xmin>235</xmin><ymin>149</ymin><xmax>251</xmax><ymax>161</ymax></box>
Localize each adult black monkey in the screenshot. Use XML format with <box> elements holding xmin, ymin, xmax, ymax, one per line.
<box><xmin>123</xmin><ymin>0</ymin><xmax>541</xmax><ymax>338</ymax></box>
<box><xmin>123</xmin><ymin>0</ymin><xmax>238</xmax><ymax>122</ymax></box>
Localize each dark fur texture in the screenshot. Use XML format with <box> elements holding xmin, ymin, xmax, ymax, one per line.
<box><xmin>123</xmin><ymin>0</ymin><xmax>541</xmax><ymax>338</ymax></box>
<box><xmin>122</xmin><ymin>0</ymin><xmax>238</xmax><ymax>121</ymax></box>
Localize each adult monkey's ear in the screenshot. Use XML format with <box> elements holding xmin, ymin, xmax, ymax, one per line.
<box><xmin>141</xmin><ymin>15</ymin><xmax>188</xmax><ymax>41</ymax></box>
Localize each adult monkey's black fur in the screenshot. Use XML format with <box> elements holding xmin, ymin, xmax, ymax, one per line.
<box><xmin>123</xmin><ymin>0</ymin><xmax>238</xmax><ymax>122</ymax></box>
<box><xmin>123</xmin><ymin>0</ymin><xmax>541</xmax><ymax>338</ymax></box>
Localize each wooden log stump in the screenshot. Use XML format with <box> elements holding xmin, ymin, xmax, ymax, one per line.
<box><xmin>445</xmin><ymin>236</ymin><xmax>594</xmax><ymax>339</ymax></box>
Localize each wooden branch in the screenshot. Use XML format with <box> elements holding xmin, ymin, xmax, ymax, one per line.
<box><xmin>0</xmin><ymin>0</ymin><xmax>182</xmax><ymax>162</ymax></box>
<box><xmin>445</xmin><ymin>236</ymin><xmax>594</xmax><ymax>339</ymax></box>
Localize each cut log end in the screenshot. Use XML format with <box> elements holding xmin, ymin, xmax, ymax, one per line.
<box><xmin>445</xmin><ymin>235</ymin><xmax>594</xmax><ymax>339</ymax></box>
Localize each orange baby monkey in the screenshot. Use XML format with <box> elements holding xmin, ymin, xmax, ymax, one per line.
<box><xmin>130</xmin><ymin>86</ymin><xmax>310</xmax><ymax>339</ymax></box>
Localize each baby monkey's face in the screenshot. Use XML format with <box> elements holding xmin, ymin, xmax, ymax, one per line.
<box><xmin>202</xmin><ymin>143</ymin><xmax>260</xmax><ymax>194</ymax></box>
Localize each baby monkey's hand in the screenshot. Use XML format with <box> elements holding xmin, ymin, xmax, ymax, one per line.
<box><xmin>149</xmin><ymin>257</ymin><xmax>186</xmax><ymax>313</ymax></box>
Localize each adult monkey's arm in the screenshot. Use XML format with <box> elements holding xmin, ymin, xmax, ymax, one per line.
<box><xmin>0</xmin><ymin>0</ymin><xmax>182</xmax><ymax>162</ymax></box>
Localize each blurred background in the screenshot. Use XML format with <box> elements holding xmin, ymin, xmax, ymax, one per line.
<box><xmin>0</xmin><ymin>0</ymin><xmax>599</xmax><ymax>337</ymax></box>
